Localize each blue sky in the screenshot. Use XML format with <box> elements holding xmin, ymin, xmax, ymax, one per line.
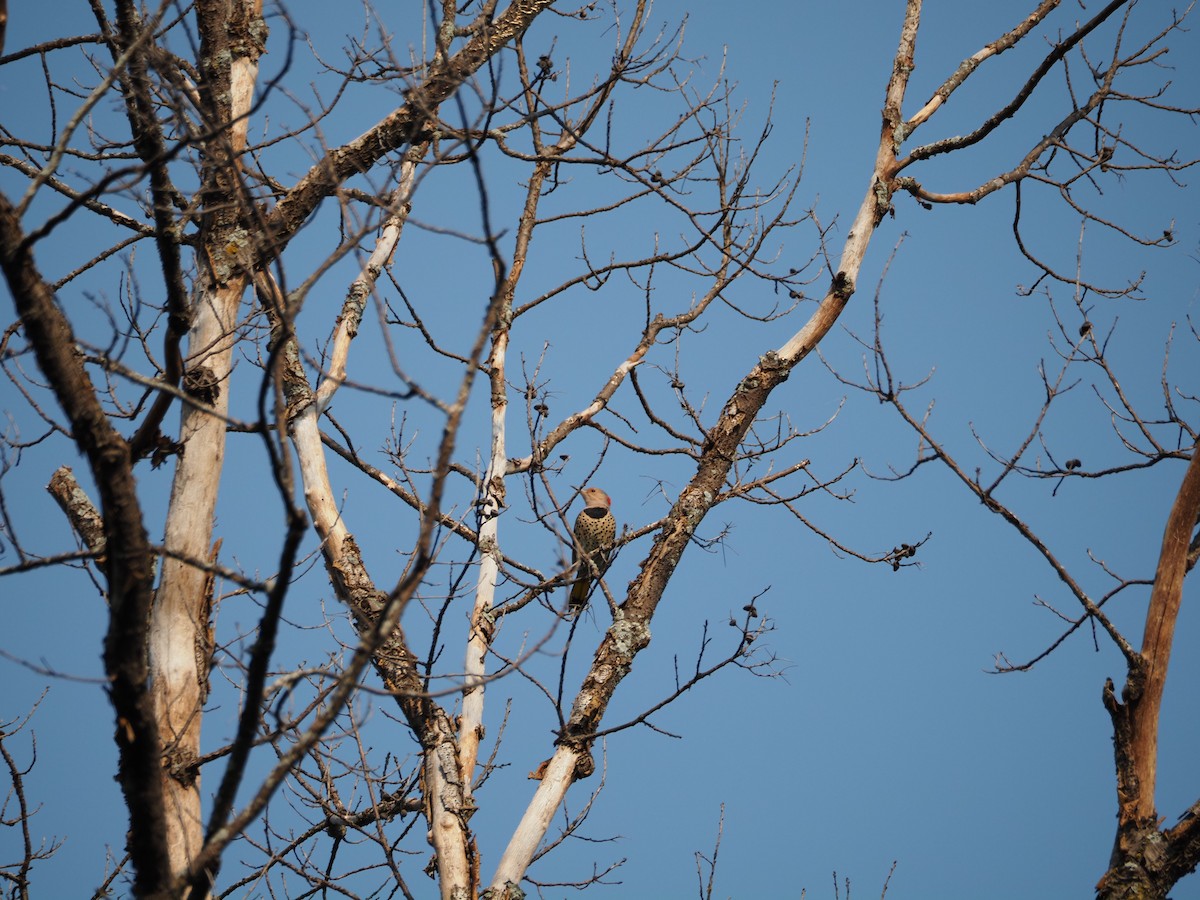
<box><xmin>2</xmin><ymin>1</ymin><xmax>1199</xmax><ymax>897</ymax></box>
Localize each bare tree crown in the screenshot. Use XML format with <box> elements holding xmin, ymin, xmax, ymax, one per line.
<box><xmin>1</xmin><ymin>2</ymin><xmax>1197</xmax><ymax>898</ymax></box>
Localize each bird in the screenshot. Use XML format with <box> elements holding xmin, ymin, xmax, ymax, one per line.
<box><xmin>568</xmin><ymin>487</ymin><xmax>616</xmax><ymax>613</ymax></box>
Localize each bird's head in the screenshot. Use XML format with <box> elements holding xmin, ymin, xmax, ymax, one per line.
<box><xmin>580</xmin><ymin>487</ymin><xmax>611</xmax><ymax>509</ymax></box>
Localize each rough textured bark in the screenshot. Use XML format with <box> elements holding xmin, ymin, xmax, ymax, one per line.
<box><xmin>488</xmin><ymin>8</ymin><xmax>912</xmax><ymax>888</ymax></box>
<box><xmin>47</xmin><ymin>466</ymin><xmax>107</xmax><ymax>561</ymax></box>
<box><xmin>8</xmin><ymin>0</ymin><xmax>1189</xmax><ymax>895</ymax></box>
<box><xmin>263</xmin><ymin>0</ymin><xmax>556</xmax><ymax>253</ymax></box>
<box><xmin>260</xmin><ymin>149</ymin><xmax>485</xmax><ymax>895</ymax></box>
<box><xmin>0</xmin><ymin>193</ymin><xmax>171</xmax><ymax>896</ymax></box>
<box><xmin>281</xmin><ymin>329</ymin><xmax>479</xmax><ymax>898</ymax></box>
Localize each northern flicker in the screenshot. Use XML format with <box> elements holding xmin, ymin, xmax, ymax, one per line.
<box><xmin>568</xmin><ymin>487</ymin><xmax>616</xmax><ymax>613</ymax></box>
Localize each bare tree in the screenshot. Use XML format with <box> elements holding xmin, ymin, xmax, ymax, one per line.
<box><xmin>0</xmin><ymin>1</ymin><xmax>1196</xmax><ymax>898</ymax></box>
<box><xmin>822</xmin><ymin>5</ymin><xmax>1200</xmax><ymax>896</ymax></box>
<box><xmin>835</xmin><ymin>269</ymin><xmax>1199</xmax><ymax>898</ymax></box>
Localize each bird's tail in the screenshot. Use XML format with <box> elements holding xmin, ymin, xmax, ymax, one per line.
<box><xmin>567</xmin><ymin>577</ymin><xmax>590</xmax><ymax>614</ymax></box>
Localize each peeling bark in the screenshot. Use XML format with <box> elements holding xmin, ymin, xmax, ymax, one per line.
<box><xmin>150</xmin><ymin>0</ymin><xmax>266</xmax><ymax>885</ymax></box>
<box><xmin>1097</xmin><ymin>442</ymin><xmax>1200</xmax><ymax>900</ymax></box>
<box><xmin>47</xmin><ymin>466</ymin><xmax>107</xmax><ymax>563</ymax></box>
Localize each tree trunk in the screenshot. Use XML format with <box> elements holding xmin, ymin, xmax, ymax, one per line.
<box><xmin>1097</xmin><ymin>441</ymin><xmax>1200</xmax><ymax>900</ymax></box>
<box><xmin>152</xmin><ymin>274</ymin><xmax>245</xmax><ymax>875</ymax></box>
<box><xmin>149</xmin><ymin>0</ymin><xmax>264</xmax><ymax>883</ymax></box>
